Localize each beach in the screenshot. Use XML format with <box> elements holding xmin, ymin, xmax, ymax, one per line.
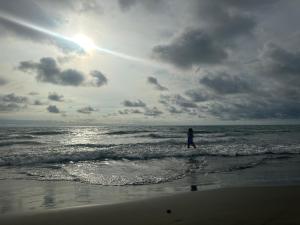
<box><xmin>1</xmin><ymin>185</ymin><xmax>299</xmax><ymax>225</ymax></box>
<box><xmin>1</xmin><ymin>125</ymin><xmax>300</xmax><ymax>223</ymax></box>
<box><xmin>1</xmin><ymin>0</ymin><xmax>300</xmax><ymax>223</ymax></box>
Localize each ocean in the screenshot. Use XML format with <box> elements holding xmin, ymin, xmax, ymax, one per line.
<box><xmin>1</xmin><ymin>125</ymin><xmax>300</xmax><ymax>187</ymax></box>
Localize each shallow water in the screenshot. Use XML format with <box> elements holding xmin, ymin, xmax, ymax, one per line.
<box><xmin>0</xmin><ymin>125</ymin><xmax>300</xmax><ymax>186</ymax></box>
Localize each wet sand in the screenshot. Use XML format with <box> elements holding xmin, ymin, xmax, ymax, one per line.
<box><xmin>0</xmin><ymin>185</ymin><xmax>299</xmax><ymax>225</ymax></box>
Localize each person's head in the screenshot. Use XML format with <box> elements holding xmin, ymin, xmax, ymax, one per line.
<box><xmin>188</xmin><ymin>128</ymin><xmax>193</xmax><ymax>133</ymax></box>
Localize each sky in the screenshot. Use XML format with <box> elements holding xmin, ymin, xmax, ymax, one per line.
<box><xmin>0</xmin><ymin>0</ymin><xmax>300</xmax><ymax>125</ymax></box>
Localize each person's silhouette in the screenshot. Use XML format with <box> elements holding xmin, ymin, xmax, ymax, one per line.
<box><xmin>187</xmin><ymin>128</ymin><xmax>196</xmax><ymax>148</ymax></box>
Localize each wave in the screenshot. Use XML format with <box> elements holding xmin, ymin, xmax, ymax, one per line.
<box><xmin>209</xmin><ymin>154</ymin><xmax>296</xmax><ymax>174</ymax></box>
<box><xmin>29</xmin><ymin>131</ymin><xmax>68</xmax><ymax>136</ymax></box>
<box><xmin>0</xmin><ymin>135</ymin><xmax>35</xmax><ymax>140</ymax></box>
<box><xmin>105</xmin><ymin>130</ymin><xmax>151</xmax><ymax>135</ymax></box>
<box><xmin>66</xmin><ymin>144</ymin><xmax>116</xmax><ymax>148</ymax></box>
<box><xmin>0</xmin><ymin>146</ymin><xmax>297</xmax><ymax>167</ymax></box>
<box><xmin>0</xmin><ymin>141</ymin><xmax>43</xmax><ymax>147</ymax></box>
<box><xmin>137</xmin><ymin>133</ymin><xmax>183</xmax><ymax>139</ymax></box>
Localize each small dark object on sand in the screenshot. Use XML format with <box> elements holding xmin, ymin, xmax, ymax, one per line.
<box><xmin>166</xmin><ymin>209</ymin><xmax>172</xmax><ymax>214</ymax></box>
<box><xmin>191</xmin><ymin>185</ymin><xmax>197</xmax><ymax>191</ymax></box>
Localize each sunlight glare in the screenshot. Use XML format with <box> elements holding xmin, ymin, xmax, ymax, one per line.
<box><xmin>72</xmin><ymin>34</ymin><xmax>96</xmax><ymax>52</ymax></box>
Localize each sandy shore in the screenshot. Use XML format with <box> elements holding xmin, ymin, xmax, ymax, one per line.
<box><xmin>0</xmin><ymin>185</ymin><xmax>299</xmax><ymax>225</ymax></box>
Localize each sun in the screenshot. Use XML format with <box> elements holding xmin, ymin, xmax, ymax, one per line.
<box><xmin>72</xmin><ymin>34</ymin><xmax>95</xmax><ymax>52</ymax></box>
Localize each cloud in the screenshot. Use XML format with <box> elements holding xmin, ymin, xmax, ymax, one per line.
<box><xmin>152</xmin><ymin>0</ymin><xmax>279</xmax><ymax>69</ymax></box>
<box><xmin>147</xmin><ymin>76</ymin><xmax>168</xmax><ymax>91</ymax></box>
<box><xmin>144</xmin><ymin>107</ymin><xmax>163</xmax><ymax>117</ymax></box>
<box><xmin>159</xmin><ymin>94</ymin><xmax>198</xmax><ymax>116</ymax></box>
<box><xmin>42</xmin><ymin>0</ymin><xmax>102</xmax><ymax>13</ymax></box>
<box><xmin>47</xmin><ymin>105</ymin><xmax>60</xmax><ymax>114</ymax></box>
<box><xmin>173</xmin><ymin>94</ymin><xmax>198</xmax><ymax>108</ymax></box>
<box><xmin>77</xmin><ymin>106</ymin><xmax>96</xmax><ymax>114</ymax></box>
<box><xmin>18</xmin><ymin>57</ymin><xmax>107</xmax><ymax>87</ymax></box>
<box><xmin>48</xmin><ymin>92</ymin><xmax>64</xmax><ymax>102</ymax></box>
<box><xmin>0</xmin><ymin>0</ymin><xmax>99</xmax><ymax>53</ymax></box>
<box><xmin>200</xmin><ymin>72</ymin><xmax>253</xmax><ymax>94</ymax></box>
<box><xmin>218</xmin><ymin>0</ymin><xmax>279</xmax><ymax>10</ymax></box>
<box><xmin>18</xmin><ymin>57</ymin><xmax>82</xmax><ymax>86</ymax></box>
<box><xmin>118</xmin><ymin>108</ymin><xmax>143</xmax><ymax>115</ymax></box>
<box><xmin>0</xmin><ymin>0</ymin><xmax>58</xmax><ymax>28</ymax></box>
<box><xmin>118</xmin><ymin>0</ymin><xmax>164</xmax><ymax>11</ymax></box>
<box><xmin>185</xmin><ymin>89</ymin><xmax>214</xmax><ymax>102</ymax></box>
<box><xmin>194</xmin><ymin>1</ymin><xmax>257</xmax><ymax>41</ymax></box>
<box><xmin>76</xmin><ymin>0</ymin><xmax>102</xmax><ymax>13</ymax></box>
<box><xmin>0</xmin><ymin>10</ymin><xmax>82</xmax><ymax>54</ymax></box>
<box><xmin>90</xmin><ymin>70</ymin><xmax>108</xmax><ymax>87</ymax></box>
<box><xmin>118</xmin><ymin>0</ymin><xmax>136</xmax><ymax>10</ymax></box>
<box><xmin>33</xmin><ymin>100</ymin><xmax>45</xmax><ymax>106</ymax></box>
<box><xmin>205</xmin><ymin>95</ymin><xmax>300</xmax><ymax>120</ymax></box>
<box><xmin>118</xmin><ymin>105</ymin><xmax>163</xmax><ymax>117</ymax></box>
<box><xmin>0</xmin><ymin>77</ymin><xmax>8</xmax><ymax>86</ymax></box>
<box><xmin>1</xmin><ymin>93</ymin><xmax>28</xmax><ymax>103</ymax></box>
<box><xmin>0</xmin><ymin>93</ymin><xmax>28</xmax><ymax>112</ymax></box>
<box><xmin>260</xmin><ymin>43</ymin><xmax>300</xmax><ymax>86</ymax></box>
<box><xmin>167</xmin><ymin>106</ymin><xmax>183</xmax><ymax>114</ymax></box>
<box><xmin>123</xmin><ymin>99</ymin><xmax>146</xmax><ymax>107</ymax></box>
<box><xmin>0</xmin><ymin>103</ymin><xmax>22</xmax><ymax>112</ymax></box>
<box><xmin>28</xmin><ymin>92</ymin><xmax>39</xmax><ymax>96</ymax></box>
<box><xmin>152</xmin><ymin>29</ymin><xmax>228</xmax><ymax>69</ymax></box>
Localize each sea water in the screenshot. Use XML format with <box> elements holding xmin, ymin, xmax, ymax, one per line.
<box><xmin>1</xmin><ymin>125</ymin><xmax>300</xmax><ymax>186</ymax></box>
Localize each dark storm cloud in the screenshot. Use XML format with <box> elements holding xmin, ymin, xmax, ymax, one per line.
<box><xmin>18</xmin><ymin>57</ymin><xmax>107</xmax><ymax>87</ymax></box>
<box><xmin>208</xmin><ymin>13</ymin><xmax>256</xmax><ymax>42</ymax></box>
<box><xmin>261</xmin><ymin>43</ymin><xmax>300</xmax><ymax>85</ymax></box>
<box><xmin>200</xmin><ymin>72</ymin><xmax>252</xmax><ymax>95</ymax></box>
<box><xmin>195</xmin><ymin>1</ymin><xmax>257</xmax><ymax>40</ymax></box>
<box><xmin>90</xmin><ymin>70</ymin><xmax>108</xmax><ymax>87</ymax></box>
<box><xmin>0</xmin><ymin>77</ymin><xmax>7</xmax><ymax>86</ymax></box>
<box><xmin>152</xmin><ymin>29</ymin><xmax>228</xmax><ymax>69</ymax></box>
<box><xmin>47</xmin><ymin>105</ymin><xmax>60</xmax><ymax>114</ymax></box>
<box><xmin>0</xmin><ymin>93</ymin><xmax>28</xmax><ymax>112</ymax></box>
<box><xmin>48</xmin><ymin>92</ymin><xmax>64</xmax><ymax>102</ymax></box>
<box><xmin>211</xmin><ymin>42</ymin><xmax>299</xmax><ymax>120</ymax></box>
<box><xmin>77</xmin><ymin>106</ymin><xmax>96</xmax><ymax>114</ymax></box>
<box><xmin>185</xmin><ymin>89</ymin><xmax>214</xmax><ymax>102</ymax></box>
<box><xmin>123</xmin><ymin>99</ymin><xmax>146</xmax><ymax>107</ymax></box>
<box><xmin>147</xmin><ymin>76</ymin><xmax>168</xmax><ymax>91</ymax></box>
<box><xmin>206</xmin><ymin>95</ymin><xmax>300</xmax><ymax>120</ymax></box>
<box><xmin>152</xmin><ymin>0</ymin><xmax>279</xmax><ymax>69</ymax></box>
<box><xmin>144</xmin><ymin>107</ymin><xmax>163</xmax><ymax>117</ymax></box>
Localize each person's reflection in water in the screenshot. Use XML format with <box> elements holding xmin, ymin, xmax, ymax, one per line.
<box><xmin>43</xmin><ymin>184</ymin><xmax>55</xmax><ymax>209</ymax></box>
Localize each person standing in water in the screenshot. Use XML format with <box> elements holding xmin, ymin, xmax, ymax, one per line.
<box><xmin>187</xmin><ymin>128</ymin><xmax>196</xmax><ymax>148</ymax></box>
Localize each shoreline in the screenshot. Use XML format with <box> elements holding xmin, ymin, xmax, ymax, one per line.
<box><xmin>0</xmin><ymin>185</ymin><xmax>299</xmax><ymax>225</ymax></box>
